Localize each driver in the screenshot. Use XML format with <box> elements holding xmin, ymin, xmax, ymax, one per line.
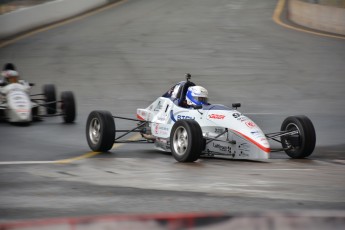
<box><xmin>1</xmin><ymin>69</ymin><xmax>20</xmax><ymax>84</ymax></box>
<box><xmin>185</xmin><ymin>85</ymin><xmax>208</xmax><ymax>107</ymax></box>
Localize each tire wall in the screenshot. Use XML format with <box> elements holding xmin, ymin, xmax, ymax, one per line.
<box><xmin>288</xmin><ymin>0</ymin><xmax>345</xmax><ymax>35</ymax></box>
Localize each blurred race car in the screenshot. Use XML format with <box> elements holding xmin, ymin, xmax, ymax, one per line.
<box><xmin>0</xmin><ymin>63</ymin><xmax>76</xmax><ymax>124</ymax></box>
<box><xmin>86</xmin><ymin>74</ymin><xmax>316</xmax><ymax>162</ymax></box>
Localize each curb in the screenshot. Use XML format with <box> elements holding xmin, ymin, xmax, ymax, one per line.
<box><xmin>288</xmin><ymin>0</ymin><xmax>345</xmax><ymax>36</ymax></box>
<box><xmin>0</xmin><ymin>0</ymin><xmax>110</xmax><ymax>40</ymax></box>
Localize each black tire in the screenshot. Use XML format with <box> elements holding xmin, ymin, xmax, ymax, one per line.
<box><xmin>31</xmin><ymin>106</ymin><xmax>42</xmax><ymax>121</ymax></box>
<box><xmin>86</xmin><ymin>110</ymin><xmax>115</xmax><ymax>152</ymax></box>
<box><xmin>170</xmin><ymin>119</ymin><xmax>203</xmax><ymax>162</ymax></box>
<box><xmin>43</xmin><ymin>84</ymin><xmax>57</xmax><ymax>114</ymax></box>
<box><xmin>61</xmin><ymin>91</ymin><xmax>76</xmax><ymax>123</ymax></box>
<box><xmin>281</xmin><ymin>115</ymin><xmax>316</xmax><ymax>159</ymax></box>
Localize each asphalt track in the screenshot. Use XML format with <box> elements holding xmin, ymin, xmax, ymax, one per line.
<box><xmin>0</xmin><ymin>0</ymin><xmax>345</xmax><ymax>222</ymax></box>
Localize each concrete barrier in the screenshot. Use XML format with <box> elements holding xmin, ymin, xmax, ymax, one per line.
<box><xmin>288</xmin><ymin>0</ymin><xmax>345</xmax><ymax>35</ymax></box>
<box><xmin>0</xmin><ymin>0</ymin><xmax>109</xmax><ymax>40</ymax></box>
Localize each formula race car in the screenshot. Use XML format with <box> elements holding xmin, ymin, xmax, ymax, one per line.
<box><xmin>0</xmin><ymin>63</ymin><xmax>76</xmax><ymax>124</ymax></box>
<box><xmin>86</xmin><ymin>74</ymin><xmax>316</xmax><ymax>162</ymax></box>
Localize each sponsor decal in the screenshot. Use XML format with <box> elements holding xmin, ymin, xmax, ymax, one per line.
<box><xmin>170</xmin><ymin>110</ymin><xmax>195</xmax><ymax>123</ymax></box>
<box><xmin>177</xmin><ymin>115</ymin><xmax>195</xmax><ymax>120</ymax></box>
<box><xmin>250</xmin><ymin>130</ymin><xmax>263</xmax><ymax>137</ymax></box>
<box><xmin>154</xmin><ymin>123</ymin><xmax>159</xmax><ymax>134</ymax></box>
<box><xmin>209</xmin><ymin>114</ymin><xmax>225</xmax><ymax>119</ymax></box>
<box><xmin>238</xmin><ymin>143</ymin><xmax>250</xmax><ymax>157</ymax></box>
<box><xmin>238</xmin><ymin>117</ymin><xmax>248</xmax><ymax>122</ymax></box>
<box><xmin>245</xmin><ymin>121</ymin><xmax>256</xmax><ymax>128</ymax></box>
<box><xmin>238</xmin><ymin>143</ymin><xmax>250</xmax><ymax>151</ymax></box>
<box><xmin>239</xmin><ymin>152</ymin><xmax>249</xmax><ymax>157</ymax></box>
<box><xmin>251</xmin><ymin>131</ymin><xmax>260</xmax><ymax>135</ymax></box>
<box><xmin>157</xmin><ymin>116</ymin><xmax>166</xmax><ymax>122</ymax></box>
<box><xmin>215</xmin><ymin>128</ymin><xmax>224</xmax><ymax>134</ymax></box>
<box><xmin>213</xmin><ymin>143</ymin><xmax>231</xmax><ymax>153</ymax></box>
<box><xmin>232</xmin><ymin>113</ymin><xmax>241</xmax><ymax>118</ymax></box>
<box><xmin>154</xmin><ymin>124</ymin><xmax>169</xmax><ymax>135</ymax></box>
<box><xmin>154</xmin><ymin>101</ymin><xmax>163</xmax><ymax>111</ymax></box>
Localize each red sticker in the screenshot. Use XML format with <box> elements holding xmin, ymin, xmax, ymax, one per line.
<box><xmin>209</xmin><ymin>114</ymin><xmax>226</xmax><ymax>119</ymax></box>
<box><xmin>245</xmin><ymin>121</ymin><xmax>256</xmax><ymax>128</ymax></box>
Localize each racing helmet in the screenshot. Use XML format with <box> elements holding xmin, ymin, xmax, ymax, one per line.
<box><xmin>2</xmin><ymin>70</ymin><xmax>19</xmax><ymax>83</ymax></box>
<box><xmin>186</xmin><ymin>86</ymin><xmax>208</xmax><ymax>106</ymax></box>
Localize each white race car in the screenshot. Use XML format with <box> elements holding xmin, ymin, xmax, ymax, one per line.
<box><xmin>86</xmin><ymin>74</ymin><xmax>316</xmax><ymax>162</ymax></box>
<box><xmin>0</xmin><ymin>64</ymin><xmax>76</xmax><ymax>124</ymax></box>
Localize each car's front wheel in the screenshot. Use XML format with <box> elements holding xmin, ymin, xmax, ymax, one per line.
<box><xmin>61</xmin><ymin>91</ymin><xmax>76</xmax><ymax>123</ymax></box>
<box><xmin>43</xmin><ymin>84</ymin><xmax>57</xmax><ymax>114</ymax></box>
<box><xmin>86</xmin><ymin>110</ymin><xmax>115</xmax><ymax>152</ymax></box>
<box><xmin>281</xmin><ymin>115</ymin><xmax>316</xmax><ymax>158</ymax></box>
<box><xmin>170</xmin><ymin>119</ymin><xmax>203</xmax><ymax>162</ymax></box>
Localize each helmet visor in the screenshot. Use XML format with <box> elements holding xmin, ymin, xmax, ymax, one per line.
<box><xmin>196</xmin><ymin>97</ymin><xmax>207</xmax><ymax>104</ymax></box>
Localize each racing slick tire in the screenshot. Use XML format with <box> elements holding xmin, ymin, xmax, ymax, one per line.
<box><xmin>61</xmin><ymin>91</ymin><xmax>76</xmax><ymax>123</ymax></box>
<box><xmin>43</xmin><ymin>84</ymin><xmax>57</xmax><ymax>114</ymax></box>
<box><xmin>170</xmin><ymin>119</ymin><xmax>203</xmax><ymax>162</ymax></box>
<box><xmin>281</xmin><ymin>115</ymin><xmax>316</xmax><ymax>159</ymax></box>
<box><xmin>86</xmin><ymin>110</ymin><xmax>115</xmax><ymax>152</ymax></box>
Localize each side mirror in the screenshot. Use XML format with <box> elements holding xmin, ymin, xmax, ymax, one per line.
<box><xmin>0</xmin><ymin>82</ymin><xmax>6</xmax><ymax>87</ymax></box>
<box><xmin>232</xmin><ymin>103</ymin><xmax>241</xmax><ymax>109</ymax></box>
<box><xmin>29</xmin><ymin>83</ymin><xmax>35</xmax><ymax>86</ymax></box>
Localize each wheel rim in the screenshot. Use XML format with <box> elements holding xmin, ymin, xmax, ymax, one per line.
<box><xmin>284</xmin><ymin>123</ymin><xmax>301</xmax><ymax>149</ymax></box>
<box><xmin>89</xmin><ymin>118</ymin><xmax>101</xmax><ymax>144</ymax></box>
<box><xmin>173</xmin><ymin>126</ymin><xmax>188</xmax><ymax>156</ymax></box>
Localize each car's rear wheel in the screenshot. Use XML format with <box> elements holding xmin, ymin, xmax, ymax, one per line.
<box><xmin>170</xmin><ymin>119</ymin><xmax>203</xmax><ymax>162</ymax></box>
<box><xmin>86</xmin><ymin>110</ymin><xmax>115</xmax><ymax>152</ymax></box>
<box><xmin>281</xmin><ymin>115</ymin><xmax>316</xmax><ymax>158</ymax></box>
<box><xmin>61</xmin><ymin>91</ymin><xmax>76</xmax><ymax>123</ymax></box>
<box><xmin>43</xmin><ymin>84</ymin><xmax>57</xmax><ymax>114</ymax></box>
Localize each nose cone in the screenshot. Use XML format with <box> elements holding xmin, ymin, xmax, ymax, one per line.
<box><xmin>7</xmin><ymin>87</ymin><xmax>32</xmax><ymax>122</ymax></box>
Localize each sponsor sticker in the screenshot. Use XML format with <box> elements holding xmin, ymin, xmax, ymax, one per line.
<box><xmin>232</xmin><ymin>113</ymin><xmax>241</xmax><ymax>118</ymax></box>
<box><xmin>245</xmin><ymin>121</ymin><xmax>256</xmax><ymax>128</ymax></box>
<box><xmin>177</xmin><ymin>115</ymin><xmax>195</xmax><ymax>120</ymax></box>
<box><xmin>209</xmin><ymin>114</ymin><xmax>225</xmax><ymax>119</ymax></box>
<box><xmin>213</xmin><ymin>142</ymin><xmax>231</xmax><ymax>153</ymax></box>
<box><xmin>215</xmin><ymin>128</ymin><xmax>224</xmax><ymax>133</ymax></box>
